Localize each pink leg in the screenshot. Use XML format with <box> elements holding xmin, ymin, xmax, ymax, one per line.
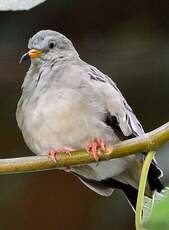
<box><xmin>48</xmin><ymin>149</ymin><xmax>58</xmax><ymax>162</ymax></box>
<box><xmin>86</xmin><ymin>139</ymin><xmax>105</xmax><ymax>161</ymax></box>
<box><xmin>97</xmin><ymin>139</ymin><xmax>105</xmax><ymax>151</ymax></box>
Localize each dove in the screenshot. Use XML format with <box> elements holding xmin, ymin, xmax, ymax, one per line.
<box><xmin>16</xmin><ymin>30</ymin><xmax>164</xmax><ymax>209</ymax></box>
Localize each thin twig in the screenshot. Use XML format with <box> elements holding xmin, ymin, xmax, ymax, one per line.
<box><xmin>0</xmin><ymin>122</ymin><xmax>168</xmax><ymax>174</ymax></box>
<box><xmin>135</xmin><ymin>151</ymin><xmax>156</xmax><ymax>230</ymax></box>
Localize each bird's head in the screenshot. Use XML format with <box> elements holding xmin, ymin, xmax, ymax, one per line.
<box><xmin>20</xmin><ymin>30</ymin><xmax>79</xmax><ymax>65</ymax></box>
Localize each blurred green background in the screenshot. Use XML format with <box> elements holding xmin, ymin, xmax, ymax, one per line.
<box><xmin>0</xmin><ymin>0</ymin><xmax>169</xmax><ymax>229</ymax></box>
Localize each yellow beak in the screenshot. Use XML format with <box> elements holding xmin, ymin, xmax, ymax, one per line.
<box><xmin>20</xmin><ymin>49</ymin><xmax>42</xmax><ymax>63</ymax></box>
<box><xmin>28</xmin><ymin>49</ymin><xmax>42</xmax><ymax>58</ymax></box>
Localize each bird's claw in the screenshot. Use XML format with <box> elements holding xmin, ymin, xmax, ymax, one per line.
<box><xmin>48</xmin><ymin>149</ymin><xmax>58</xmax><ymax>162</ymax></box>
<box><xmin>86</xmin><ymin>139</ymin><xmax>105</xmax><ymax>161</ymax></box>
<box><xmin>48</xmin><ymin>147</ymin><xmax>75</xmax><ymax>162</ymax></box>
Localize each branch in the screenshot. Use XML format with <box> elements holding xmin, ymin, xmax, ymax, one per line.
<box><xmin>0</xmin><ymin>122</ymin><xmax>169</xmax><ymax>175</ymax></box>
<box><xmin>135</xmin><ymin>151</ymin><xmax>156</xmax><ymax>230</ymax></box>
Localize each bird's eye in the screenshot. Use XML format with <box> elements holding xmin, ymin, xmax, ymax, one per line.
<box><xmin>49</xmin><ymin>42</ymin><xmax>55</xmax><ymax>49</ymax></box>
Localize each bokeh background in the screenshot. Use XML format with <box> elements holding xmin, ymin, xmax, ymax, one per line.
<box><xmin>0</xmin><ymin>0</ymin><xmax>169</xmax><ymax>229</ymax></box>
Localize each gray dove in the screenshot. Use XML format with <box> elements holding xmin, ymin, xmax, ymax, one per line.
<box><xmin>16</xmin><ymin>30</ymin><xmax>164</xmax><ymax>210</ymax></box>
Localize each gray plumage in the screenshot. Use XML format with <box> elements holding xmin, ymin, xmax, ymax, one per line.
<box><xmin>16</xmin><ymin>30</ymin><xmax>163</xmax><ymax>205</ymax></box>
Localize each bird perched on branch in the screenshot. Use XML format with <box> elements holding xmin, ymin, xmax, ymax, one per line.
<box><xmin>16</xmin><ymin>30</ymin><xmax>164</xmax><ymax>210</ymax></box>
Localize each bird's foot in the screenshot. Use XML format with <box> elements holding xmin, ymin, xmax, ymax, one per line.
<box><xmin>86</xmin><ymin>139</ymin><xmax>105</xmax><ymax>161</ymax></box>
<box><xmin>48</xmin><ymin>149</ymin><xmax>58</xmax><ymax>162</ymax></box>
<box><xmin>48</xmin><ymin>147</ymin><xmax>75</xmax><ymax>162</ymax></box>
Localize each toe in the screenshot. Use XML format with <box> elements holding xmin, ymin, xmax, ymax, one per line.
<box><xmin>86</xmin><ymin>142</ymin><xmax>100</xmax><ymax>161</ymax></box>
<box><xmin>48</xmin><ymin>149</ymin><xmax>57</xmax><ymax>162</ymax></box>
<box><xmin>97</xmin><ymin>139</ymin><xmax>105</xmax><ymax>151</ymax></box>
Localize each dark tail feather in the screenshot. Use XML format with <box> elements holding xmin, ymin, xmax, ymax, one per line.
<box><xmin>101</xmin><ymin>178</ymin><xmax>138</xmax><ymax>210</ymax></box>
<box><xmin>73</xmin><ymin>173</ymin><xmax>138</xmax><ymax>210</ymax></box>
<box><xmin>73</xmin><ymin>161</ymin><xmax>164</xmax><ymax>211</ymax></box>
<box><xmin>122</xmin><ymin>162</ymin><xmax>164</xmax><ymax>210</ymax></box>
<box><xmin>121</xmin><ymin>184</ymin><xmax>138</xmax><ymax>210</ymax></box>
<box><xmin>148</xmin><ymin>163</ymin><xmax>164</xmax><ymax>192</ymax></box>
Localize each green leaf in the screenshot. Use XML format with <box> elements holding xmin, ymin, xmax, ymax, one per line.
<box><xmin>143</xmin><ymin>188</ymin><xmax>169</xmax><ymax>230</ymax></box>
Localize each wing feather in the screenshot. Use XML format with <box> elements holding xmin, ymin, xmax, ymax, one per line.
<box><xmin>87</xmin><ymin>65</ymin><xmax>144</xmax><ymax>137</ymax></box>
<box><xmin>86</xmin><ymin>64</ymin><xmax>163</xmax><ymax>178</ymax></box>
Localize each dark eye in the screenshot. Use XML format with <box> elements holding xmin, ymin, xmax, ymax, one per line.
<box><xmin>49</xmin><ymin>42</ymin><xmax>55</xmax><ymax>49</ymax></box>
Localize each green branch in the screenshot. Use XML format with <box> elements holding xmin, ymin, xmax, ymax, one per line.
<box><xmin>135</xmin><ymin>151</ymin><xmax>156</xmax><ymax>230</ymax></box>
<box><xmin>0</xmin><ymin>122</ymin><xmax>168</xmax><ymax>174</ymax></box>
